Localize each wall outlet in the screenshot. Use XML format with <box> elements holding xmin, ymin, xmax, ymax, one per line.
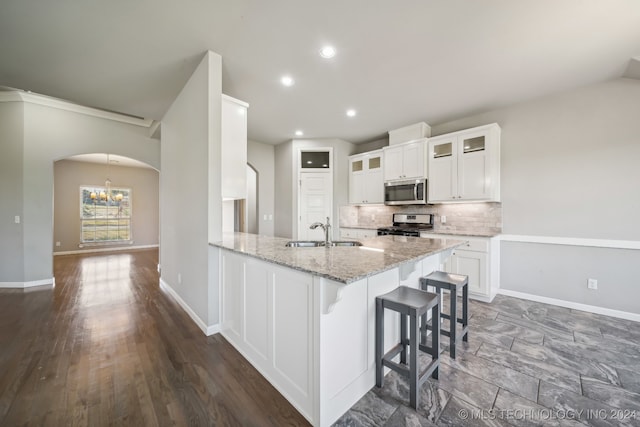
<box><xmin>14</xmin><ymin>215</ymin><xmax>20</xmax><ymax>224</ymax></box>
<box><xmin>55</xmin><ymin>241</ymin><xmax>61</xmax><ymax>247</ymax></box>
<box><xmin>178</xmin><ymin>273</ymin><xmax>182</xmax><ymax>285</ymax></box>
<box><xmin>441</xmin><ymin>215</ymin><xmax>447</xmax><ymax>224</ymax></box>
<box><xmin>587</xmin><ymin>278</ymin><xmax>598</xmax><ymax>290</ymax></box>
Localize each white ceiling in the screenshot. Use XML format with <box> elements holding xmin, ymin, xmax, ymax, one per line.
<box><xmin>1</xmin><ymin>1</ymin><xmax>639</xmax><ymax>145</ymax></box>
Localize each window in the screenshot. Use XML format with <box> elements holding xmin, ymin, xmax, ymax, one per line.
<box><xmin>300</xmin><ymin>149</ymin><xmax>331</xmax><ymax>169</ymax></box>
<box><xmin>80</xmin><ymin>186</ymin><xmax>131</xmax><ymax>243</ymax></box>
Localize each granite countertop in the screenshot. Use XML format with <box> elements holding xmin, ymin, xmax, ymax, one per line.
<box><xmin>210</xmin><ymin>232</ymin><xmax>465</xmax><ymax>284</ymax></box>
<box><xmin>421</xmin><ymin>230</ymin><xmax>501</xmax><ymax>238</ymax></box>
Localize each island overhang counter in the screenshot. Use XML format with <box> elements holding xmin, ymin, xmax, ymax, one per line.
<box><xmin>210</xmin><ymin>232</ymin><xmax>465</xmax><ymax>427</ymax></box>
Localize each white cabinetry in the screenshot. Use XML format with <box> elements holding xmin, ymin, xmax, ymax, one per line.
<box><xmin>340</xmin><ymin>228</ymin><xmax>378</xmax><ymax>239</ymax></box>
<box><xmin>348</xmin><ymin>150</ymin><xmax>384</xmax><ymax>204</ymax></box>
<box><xmin>383</xmin><ymin>139</ymin><xmax>427</xmax><ymax>181</ymax></box>
<box><xmin>221</xmin><ymin>94</ymin><xmax>249</xmax><ymax>199</ymax></box>
<box><xmin>427</xmin><ymin>123</ymin><xmax>500</xmax><ymax>203</ymax></box>
<box><xmin>423</xmin><ymin>233</ymin><xmax>500</xmax><ymax>302</ymax></box>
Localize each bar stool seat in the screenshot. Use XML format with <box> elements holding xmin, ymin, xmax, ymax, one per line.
<box><xmin>375</xmin><ymin>286</ymin><xmax>440</xmax><ymax>409</ymax></box>
<box><xmin>420</xmin><ymin>271</ymin><xmax>469</xmax><ymax>359</ymax></box>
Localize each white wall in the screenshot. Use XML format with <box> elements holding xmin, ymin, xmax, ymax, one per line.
<box><xmin>431</xmin><ymin>77</ymin><xmax>640</xmax><ymax>315</ymax></box>
<box><xmin>0</xmin><ymin>102</ymin><xmax>24</xmax><ymax>282</ymax></box>
<box><xmin>53</xmin><ymin>159</ymin><xmax>159</xmax><ymax>253</ymax></box>
<box><xmin>248</xmin><ymin>139</ymin><xmax>275</xmax><ymax>236</ymax></box>
<box><xmin>160</xmin><ymin>51</ymin><xmax>222</xmax><ymax>330</ymax></box>
<box><xmin>274</xmin><ymin>138</ymin><xmax>355</xmax><ymax>239</ymax></box>
<box><xmin>0</xmin><ymin>94</ymin><xmax>160</xmax><ymax>286</ymax></box>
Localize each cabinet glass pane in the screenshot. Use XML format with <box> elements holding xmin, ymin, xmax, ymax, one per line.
<box><xmin>301</xmin><ymin>151</ymin><xmax>330</xmax><ymax>168</ymax></box>
<box><xmin>368</xmin><ymin>157</ymin><xmax>381</xmax><ymax>169</ymax></box>
<box><xmin>352</xmin><ymin>160</ymin><xmax>363</xmax><ymax>172</ymax></box>
<box><xmin>462</xmin><ymin>136</ymin><xmax>485</xmax><ymax>153</ymax></box>
<box><xmin>433</xmin><ymin>142</ymin><xmax>452</xmax><ymax>158</ymax></box>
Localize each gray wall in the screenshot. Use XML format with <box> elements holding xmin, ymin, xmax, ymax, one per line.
<box><xmin>160</xmin><ymin>51</ymin><xmax>222</xmax><ymax>328</ymax></box>
<box><xmin>0</xmin><ymin>96</ymin><xmax>159</xmax><ymax>285</ymax></box>
<box><xmin>352</xmin><ymin>137</ymin><xmax>388</xmax><ymax>154</ymax></box>
<box><xmin>274</xmin><ymin>140</ymin><xmax>293</xmax><ymax>238</ymax></box>
<box><xmin>0</xmin><ymin>102</ymin><xmax>24</xmax><ymax>282</ymax></box>
<box><xmin>431</xmin><ymin>77</ymin><xmax>640</xmax><ymax>314</ymax></box>
<box><xmin>274</xmin><ymin>138</ymin><xmax>355</xmax><ymax>239</ymax></box>
<box><xmin>53</xmin><ymin>159</ymin><xmax>159</xmax><ymax>253</ymax></box>
<box><xmin>248</xmin><ymin>139</ymin><xmax>275</xmax><ymax>236</ymax></box>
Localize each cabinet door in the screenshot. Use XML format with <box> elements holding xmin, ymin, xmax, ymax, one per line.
<box><xmin>401</xmin><ymin>141</ymin><xmax>424</xmax><ymax>179</ymax></box>
<box><xmin>349</xmin><ymin>157</ymin><xmax>366</xmax><ymax>204</ymax></box>
<box><xmin>428</xmin><ymin>138</ymin><xmax>457</xmax><ymax>202</ymax></box>
<box><xmin>365</xmin><ymin>154</ymin><xmax>384</xmax><ymax>203</ymax></box>
<box><xmin>458</xmin><ymin>131</ymin><xmax>490</xmax><ymax>200</ymax></box>
<box><xmin>451</xmin><ymin>250</ymin><xmax>487</xmax><ymax>296</ymax></box>
<box><xmin>383</xmin><ymin>146</ymin><xmax>404</xmax><ymax>181</ymax></box>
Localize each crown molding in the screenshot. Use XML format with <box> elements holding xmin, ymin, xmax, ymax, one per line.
<box><xmin>0</xmin><ymin>91</ymin><xmax>153</xmax><ymax>128</ymax></box>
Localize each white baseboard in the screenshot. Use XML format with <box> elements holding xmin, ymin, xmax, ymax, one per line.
<box><xmin>0</xmin><ymin>277</ymin><xmax>55</xmax><ymax>289</ymax></box>
<box><xmin>54</xmin><ymin>244</ymin><xmax>159</xmax><ymax>256</ymax></box>
<box><xmin>159</xmin><ymin>278</ymin><xmax>219</xmax><ymax>336</ymax></box>
<box><xmin>498</xmin><ymin>289</ymin><xmax>640</xmax><ymax>323</ymax></box>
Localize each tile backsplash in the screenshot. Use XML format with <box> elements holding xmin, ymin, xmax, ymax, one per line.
<box><xmin>339</xmin><ymin>203</ymin><xmax>502</xmax><ymax>234</ymax></box>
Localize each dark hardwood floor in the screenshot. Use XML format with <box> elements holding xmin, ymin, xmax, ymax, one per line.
<box><xmin>0</xmin><ymin>249</ymin><xmax>310</xmax><ymax>426</ymax></box>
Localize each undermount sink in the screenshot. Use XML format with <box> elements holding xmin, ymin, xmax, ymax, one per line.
<box><xmin>285</xmin><ymin>241</ymin><xmax>325</xmax><ymax>247</ymax></box>
<box><xmin>329</xmin><ymin>241</ymin><xmax>363</xmax><ymax>247</ymax></box>
<box><xmin>285</xmin><ymin>240</ymin><xmax>363</xmax><ymax>248</ymax></box>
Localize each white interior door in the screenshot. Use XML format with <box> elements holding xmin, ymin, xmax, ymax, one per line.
<box><xmin>298</xmin><ymin>173</ymin><xmax>332</xmax><ymax>240</ymax></box>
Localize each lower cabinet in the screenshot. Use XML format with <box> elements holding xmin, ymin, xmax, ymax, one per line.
<box><xmin>424</xmin><ymin>233</ymin><xmax>500</xmax><ymax>302</ymax></box>
<box><xmin>340</xmin><ymin>228</ymin><xmax>378</xmax><ymax>239</ymax></box>
<box><xmin>220</xmin><ymin>250</ymin><xmax>315</xmax><ymax>420</ymax></box>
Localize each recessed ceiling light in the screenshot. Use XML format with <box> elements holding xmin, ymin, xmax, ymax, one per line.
<box><xmin>319</xmin><ymin>46</ymin><xmax>336</xmax><ymax>59</ymax></box>
<box><xmin>346</xmin><ymin>109</ymin><xmax>357</xmax><ymax>117</ymax></box>
<box><xmin>281</xmin><ymin>75</ymin><xmax>294</xmax><ymax>87</ymax></box>
<box><xmin>295</xmin><ymin>130</ymin><xmax>304</xmax><ymax>136</ymax></box>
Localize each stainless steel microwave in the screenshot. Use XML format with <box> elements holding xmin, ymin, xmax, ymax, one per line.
<box><xmin>384</xmin><ymin>179</ymin><xmax>428</xmax><ymax>205</ymax></box>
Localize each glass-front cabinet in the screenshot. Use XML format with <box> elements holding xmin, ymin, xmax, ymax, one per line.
<box><xmin>427</xmin><ymin>123</ymin><xmax>501</xmax><ymax>203</ymax></box>
<box><xmin>349</xmin><ymin>150</ymin><xmax>384</xmax><ymax>204</ymax></box>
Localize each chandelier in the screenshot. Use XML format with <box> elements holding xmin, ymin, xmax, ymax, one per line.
<box><xmin>89</xmin><ymin>154</ymin><xmax>123</xmax><ymax>202</ymax></box>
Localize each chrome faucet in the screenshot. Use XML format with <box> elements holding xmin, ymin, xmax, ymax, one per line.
<box><xmin>310</xmin><ymin>216</ymin><xmax>332</xmax><ymax>246</ymax></box>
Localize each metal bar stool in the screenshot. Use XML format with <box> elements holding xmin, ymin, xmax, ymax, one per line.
<box><xmin>375</xmin><ymin>286</ymin><xmax>440</xmax><ymax>409</ymax></box>
<box><xmin>420</xmin><ymin>271</ymin><xmax>469</xmax><ymax>359</ymax></box>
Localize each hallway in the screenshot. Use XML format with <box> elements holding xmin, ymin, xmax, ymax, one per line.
<box><xmin>0</xmin><ymin>249</ymin><xmax>309</xmax><ymax>426</ymax></box>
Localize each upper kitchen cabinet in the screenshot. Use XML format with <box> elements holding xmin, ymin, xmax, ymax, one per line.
<box><xmin>221</xmin><ymin>94</ymin><xmax>249</xmax><ymax>199</ymax></box>
<box><xmin>383</xmin><ymin>139</ymin><xmax>427</xmax><ymax>181</ymax></box>
<box><xmin>427</xmin><ymin>123</ymin><xmax>500</xmax><ymax>203</ymax></box>
<box><xmin>349</xmin><ymin>149</ymin><xmax>384</xmax><ymax>204</ymax></box>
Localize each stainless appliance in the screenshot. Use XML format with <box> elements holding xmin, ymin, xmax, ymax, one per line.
<box><xmin>384</xmin><ymin>179</ymin><xmax>427</xmax><ymax>205</ymax></box>
<box><xmin>377</xmin><ymin>213</ymin><xmax>434</xmax><ymax>237</ymax></box>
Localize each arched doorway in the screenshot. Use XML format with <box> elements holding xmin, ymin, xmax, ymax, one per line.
<box><xmin>53</xmin><ymin>153</ymin><xmax>159</xmax><ymax>255</ymax></box>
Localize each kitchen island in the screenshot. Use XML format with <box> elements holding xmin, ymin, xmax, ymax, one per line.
<box><xmin>210</xmin><ymin>233</ymin><xmax>464</xmax><ymax>427</ymax></box>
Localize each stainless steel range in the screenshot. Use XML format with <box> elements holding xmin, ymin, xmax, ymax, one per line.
<box><xmin>377</xmin><ymin>213</ymin><xmax>434</xmax><ymax>237</ymax></box>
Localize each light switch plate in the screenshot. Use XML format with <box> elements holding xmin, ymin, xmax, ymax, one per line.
<box><xmin>15</xmin><ymin>215</ymin><xmax>20</xmax><ymax>224</ymax></box>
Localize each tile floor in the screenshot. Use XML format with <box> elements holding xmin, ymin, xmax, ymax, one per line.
<box><xmin>333</xmin><ymin>294</ymin><xmax>640</xmax><ymax>427</ymax></box>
